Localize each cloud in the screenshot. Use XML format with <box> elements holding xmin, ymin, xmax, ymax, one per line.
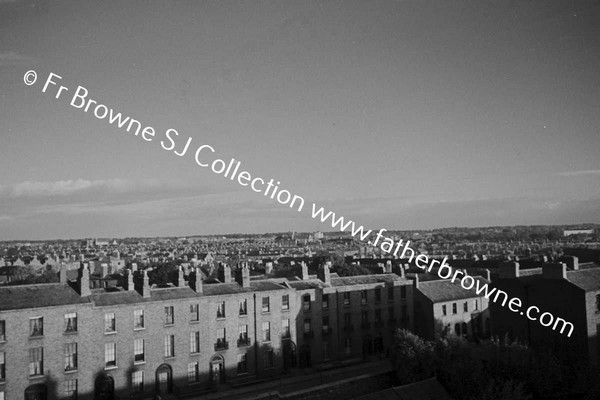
<box><xmin>558</xmin><ymin>170</ymin><xmax>600</xmax><ymax>177</ymax></box>
<box><xmin>0</xmin><ymin>178</ymin><xmax>162</xmax><ymax>198</ymax></box>
<box><xmin>0</xmin><ymin>51</ymin><xmax>35</xmax><ymax>66</ymax></box>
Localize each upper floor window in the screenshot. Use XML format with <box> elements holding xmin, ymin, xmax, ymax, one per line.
<box><xmin>463</xmin><ymin>302</ymin><xmax>468</xmax><ymax>312</ymax></box>
<box><xmin>30</xmin><ymin>317</ymin><xmax>43</xmax><ymax>337</ymax></box>
<box><xmin>474</xmin><ymin>300</ymin><xmax>479</xmax><ymax>311</ymax></box>
<box><xmin>0</xmin><ymin>351</ymin><xmax>5</xmax><ymax>382</ymax></box>
<box><xmin>0</xmin><ymin>320</ymin><xmax>5</xmax><ymax>341</ymax></box>
<box><xmin>322</xmin><ymin>294</ymin><xmax>329</xmax><ymax>309</ymax></box>
<box><xmin>165</xmin><ymin>306</ymin><xmax>174</xmax><ymax>325</ymax></box>
<box><xmin>64</xmin><ymin>342</ymin><xmax>78</xmax><ymax>371</ymax></box>
<box><xmin>442</xmin><ymin>305</ymin><xmax>447</xmax><ymax>316</ymax></box>
<box><xmin>29</xmin><ymin>347</ymin><xmax>43</xmax><ymax>376</ymax></box>
<box><xmin>282</xmin><ymin>295</ymin><xmax>290</xmax><ymax>311</ymax></box>
<box><xmin>190</xmin><ymin>304</ymin><xmax>199</xmax><ymax>322</ymax></box>
<box><xmin>239</xmin><ymin>299</ymin><xmax>248</xmax><ymax>315</ymax></box>
<box><xmin>164</xmin><ymin>335</ymin><xmax>175</xmax><ymax>358</ymax></box>
<box><xmin>104</xmin><ymin>313</ymin><xmax>116</xmax><ymax>333</ymax></box>
<box><xmin>134</xmin><ymin>339</ymin><xmax>145</xmax><ymax>363</ymax></box>
<box><xmin>64</xmin><ymin>313</ymin><xmax>77</xmax><ymax>333</ymax></box>
<box><xmin>262</xmin><ymin>297</ymin><xmax>270</xmax><ymax>313</ymax></box>
<box><xmin>343</xmin><ymin>292</ymin><xmax>350</xmax><ymax>306</ymax></box>
<box><xmin>388</xmin><ymin>287</ymin><xmax>394</xmax><ymax>301</ymax></box>
<box><xmin>104</xmin><ymin>343</ymin><xmax>116</xmax><ymax>368</ymax></box>
<box><xmin>452</xmin><ymin>303</ymin><xmax>457</xmax><ymax>315</ymax></box>
<box><xmin>361</xmin><ymin>290</ymin><xmax>368</xmax><ymax>305</ymax></box>
<box><xmin>400</xmin><ymin>286</ymin><xmax>407</xmax><ymax>299</ymax></box>
<box><xmin>596</xmin><ymin>294</ymin><xmax>600</xmax><ymax>313</ymax></box>
<box><xmin>190</xmin><ymin>331</ymin><xmax>200</xmax><ymax>354</ymax></box>
<box><xmin>303</xmin><ymin>294</ymin><xmax>311</xmax><ymax>311</ymax></box>
<box><xmin>134</xmin><ymin>309</ymin><xmax>144</xmax><ymax>329</ymax></box>
<box><xmin>217</xmin><ymin>302</ymin><xmax>226</xmax><ymax>319</ymax></box>
<box><xmin>282</xmin><ymin>319</ymin><xmax>290</xmax><ymax>338</ymax></box>
<box><xmin>262</xmin><ymin>322</ymin><xmax>271</xmax><ymax>342</ymax></box>
<box><xmin>375</xmin><ymin>288</ymin><xmax>381</xmax><ymax>303</ymax></box>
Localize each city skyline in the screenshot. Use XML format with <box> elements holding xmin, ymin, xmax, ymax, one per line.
<box><xmin>2</xmin><ymin>0</ymin><xmax>600</xmax><ymax>240</ymax></box>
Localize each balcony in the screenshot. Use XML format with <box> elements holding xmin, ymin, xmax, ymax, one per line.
<box><xmin>214</xmin><ymin>340</ymin><xmax>229</xmax><ymax>351</ymax></box>
<box><xmin>237</xmin><ymin>336</ymin><xmax>251</xmax><ymax>347</ymax></box>
<box><xmin>361</xmin><ymin>322</ymin><xmax>371</xmax><ymax>330</ymax></box>
<box><xmin>303</xmin><ymin>330</ymin><xmax>314</xmax><ymax>339</ymax></box>
<box><xmin>343</xmin><ymin>325</ymin><xmax>354</xmax><ymax>333</ymax></box>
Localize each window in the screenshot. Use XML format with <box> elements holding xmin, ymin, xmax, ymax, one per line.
<box><xmin>190</xmin><ymin>331</ymin><xmax>200</xmax><ymax>354</ymax></box>
<box><xmin>442</xmin><ymin>305</ymin><xmax>447</xmax><ymax>316</ymax></box>
<box><xmin>343</xmin><ymin>292</ymin><xmax>350</xmax><ymax>306</ymax></box>
<box><xmin>165</xmin><ymin>306</ymin><xmax>174</xmax><ymax>325</ymax></box>
<box><xmin>217</xmin><ymin>301</ymin><xmax>226</xmax><ymax>319</ymax></box>
<box><xmin>216</xmin><ymin>327</ymin><xmax>227</xmax><ymax>350</ymax></box>
<box><xmin>375</xmin><ymin>288</ymin><xmax>381</xmax><ymax>303</ymax></box>
<box><xmin>282</xmin><ymin>294</ymin><xmax>290</xmax><ymax>310</ymax></box>
<box><xmin>375</xmin><ymin>309</ymin><xmax>382</xmax><ymax>323</ymax></box>
<box><xmin>239</xmin><ymin>299</ymin><xmax>248</xmax><ymax>315</ymax></box>
<box><xmin>104</xmin><ymin>343</ymin><xmax>116</xmax><ymax>368</ymax></box>
<box><xmin>30</xmin><ymin>317</ymin><xmax>43</xmax><ymax>337</ymax></box>
<box><xmin>238</xmin><ymin>325</ymin><xmax>249</xmax><ymax>346</ymax></box>
<box><xmin>401</xmin><ymin>286</ymin><xmax>407</xmax><ymax>299</ymax></box>
<box><xmin>388</xmin><ymin>287</ymin><xmax>394</xmax><ymax>301</ymax></box>
<box><xmin>401</xmin><ymin>305</ymin><xmax>407</xmax><ymax>321</ymax></box>
<box><xmin>132</xmin><ymin>370</ymin><xmax>144</xmax><ymax>391</ymax></box>
<box><xmin>596</xmin><ymin>294</ymin><xmax>600</xmax><ymax>313</ymax></box>
<box><xmin>134</xmin><ymin>309</ymin><xmax>144</xmax><ymax>329</ymax></box>
<box><xmin>462</xmin><ymin>322</ymin><xmax>468</xmax><ymax>336</ymax></box>
<box><xmin>164</xmin><ymin>335</ymin><xmax>175</xmax><ymax>358</ymax></box>
<box><xmin>104</xmin><ymin>313</ymin><xmax>116</xmax><ymax>333</ymax></box>
<box><xmin>62</xmin><ymin>313</ymin><xmax>77</xmax><ymax>333</ymax></box>
<box><xmin>282</xmin><ymin>319</ymin><xmax>290</xmax><ymax>338</ymax></box>
<box><xmin>322</xmin><ymin>316</ymin><xmax>330</xmax><ymax>334</ymax></box>
<box><xmin>190</xmin><ymin>304</ymin><xmax>199</xmax><ymax>322</ymax></box>
<box><xmin>454</xmin><ymin>323</ymin><xmax>461</xmax><ymax>335</ymax></box>
<box><xmin>474</xmin><ymin>299</ymin><xmax>479</xmax><ymax>311</ymax></box>
<box><xmin>0</xmin><ymin>352</ymin><xmax>5</xmax><ymax>382</ymax></box>
<box><xmin>263</xmin><ymin>348</ymin><xmax>274</xmax><ymax>369</ymax></box>
<box><xmin>388</xmin><ymin>306</ymin><xmax>395</xmax><ymax>321</ymax></box>
<box><xmin>65</xmin><ymin>379</ymin><xmax>78</xmax><ymax>399</ymax></box>
<box><xmin>134</xmin><ymin>339</ymin><xmax>145</xmax><ymax>363</ymax></box>
<box><xmin>344</xmin><ymin>313</ymin><xmax>351</xmax><ymax>328</ymax></box>
<box><xmin>323</xmin><ymin>341</ymin><xmax>330</xmax><ymax>360</ymax></box>
<box><xmin>262</xmin><ymin>321</ymin><xmax>271</xmax><ymax>342</ymax></box>
<box><xmin>303</xmin><ymin>294</ymin><xmax>311</xmax><ymax>311</ymax></box>
<box><xmin>344</xmin><ymin>338</ymin><xmax>352</xmax><ymax>355</ymax></box>
<box><xmin>452</xmin><ymin>303</ymin><xmax>457</xmax><ymax>315</ymax></box>
<box><xmin>64</xmin><ymin>343</ymin><xmax>77</xmax><ymax>371</ymax></box>
<box><xmin>0</xmin><ymin>320</ymin><xmax>4</xmax><ymax>341</ymax></box>
<box><xmin>361</xmin><ymin>311</ymin><xmax>369</xmax><ymax>328</ymax></box>
<box><xmin>188</xmin><ymin>362</ymin><xmax>200</xmax><ymax>383</ymax></box>
<box><xmin>29</xmin><ymin>347</ymin><xmax>43</xmax><ymax>376</ymax></box>
<box><xmin>304</xmin><ymin>319</ymin><xmax>312</xmax><ymax>333</ymax></box>
<box><xmin>237</xmin><ymin>354</ymin><xmax>248</xmax><ymax>374</ymax></box>
<box><xmin>322</xmin><ymin>294</ymin><xmax>329</xmax><ymax>309</ymax></box>
<box><xmin>464</xmin><ymin>302</ymin><xmax>468</xmax><ymax>312</ymax></box>
<box><xmin>0</xmin><ymin>390</ymin><xmax>4</xmax><ymax>400</ymax></box>
<box><xmin>262</xmin><ymin>297</ymin><xmax>270</xmax><ymax>313</ymax></box>
<box><xmin>361</xmin><ymin>290</ymin><xmax>367</xmax><ymax>305</ymax></box>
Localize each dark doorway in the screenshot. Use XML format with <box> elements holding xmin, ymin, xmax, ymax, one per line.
<box><xmin>94</xmin><ymin>375</ymin><xmax>114</xmax><ymax>400</ymax></box>
<box><xmin>210</xmin><ymin>355</ymin><xmax>225</xmax><ymax>386</ymax></box>
<box><xmin>156</xmin><ymin>364</ymin><xmax>173</xmax><ymax>395</ymax></box>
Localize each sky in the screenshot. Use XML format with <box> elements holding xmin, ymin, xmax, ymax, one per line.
<box><xmin>1</xmin><ymin>0</ymin><xmax>599</xmax><ymax>240</ymax></box>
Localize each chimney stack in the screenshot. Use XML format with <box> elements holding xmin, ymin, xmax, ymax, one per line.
<box><xmin>543</xmin><ymin>262</ymin><xmax>567</xmax><ymax>280</ymax></box>
<box><xmin>265</xmin><ymin>262</ymin><xmax>273</xmax><ymax>275</ymax></box>
<box><xmin>101</xmin><ymin>263</ymin><xmax>109</xmax><ymax>278</ymax></box>
<box><xmin>499</xmin><ymin>261</ymin><xmax>520</xmax><ymax>279</ymax></box>
<box><xmin>177</xmin><ymin>265</ymin><xmax>186</xmax><ymax>287</ymax></box>
<box><xmin>126</xmin><ymin>269</ymin><xmax>134</xmax><ymax>291</ymax></box>
<box><xmin>413</xmin><ymin>274</ymin><xmax>419</xmax><ymax>289</ymax></box>
<box><xmin>218</xmin><ymin>263</ymin><xmax>232</xmax><ymax>283</ymax></box>
<box><xmin>193</xmin><ymin>267</ymin><xmax>203</xmax><ymax>294</ymax></box>
<box><xmin>59</xmin><ymin>262</ymin><xmax>68</xmax><ymax>284</ymax></box>
<box><xmin>318</xmin><ymin>262</ymin><xmax>331</xmax><ymax>286</ymax></box>
<box><xmin>142</xmin><ymin>270</ymin><xmax>151</xmax><ymax>298</ymax></box>
<box><xmin>385</xmin><ymin>260</ymin><xmax>392</xmax><ymax>274</ymax></box>
<box><xmin>562</xmin><ymin>255</ymin><xmax>579</xmax><ymax>270</ymax></box>
<box><xmin>78</xmin><ymin>263</ymin><xmax>91</xmax><ymax>297</ymax></box>
<box><xmin>301</xmin><ymin>261</ymin><xmax>309</xmax><ymax>280</ymax></box>
<box><xmin>236</xmin><ymin>263</ymin><xmax>251</xmax><ymax>288</ymax></box>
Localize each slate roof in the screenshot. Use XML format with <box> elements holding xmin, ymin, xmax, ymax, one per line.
<box><xmin>0</xmin><ymin>283</ymin><xmax>91</xmax><ymax>311</ymax></box>
<box><xmin>331</xmin><ymin>274</ymin><xmax>401</xmax><ymax>287</ymax></box>
<box><xmin>417</xmin><ymin>276</ymin><xmax>489</xmax><ymax>303</ymax></box>
<box><xmin>286</xmin><ymin>280</ymin><xmax>324</xmax><ymax>290</ymax></box>
<box><xmin>567</xmin><ymin>268</ymin><xmax>600</xmax><ymax>292</ymax></box>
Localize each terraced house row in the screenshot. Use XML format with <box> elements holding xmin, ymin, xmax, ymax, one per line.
<box><xmin>0</xmin><ymin>261</ymin><xmax>413</xmax><ymax>400</ymax></box>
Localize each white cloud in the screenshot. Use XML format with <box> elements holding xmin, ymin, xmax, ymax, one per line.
<box><xmin>558</xmin><ymin>170</ymin><xmax>600</xmax><ymax>177</ymax></box>
<box><xmin>0</xmin><ymin>178</ymin><xmax>162</xmax><ymax>198</ymax></box>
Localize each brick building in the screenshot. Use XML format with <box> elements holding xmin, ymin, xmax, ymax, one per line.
<box><xmin>0</xmin><ymin>261</ymin><xmax>413</xmax><ymax>400</ymax></box>
<box><xmin>413</xmin><ymin>274</ymin><xmax>491</xmax><ymax>341</ymax></box>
